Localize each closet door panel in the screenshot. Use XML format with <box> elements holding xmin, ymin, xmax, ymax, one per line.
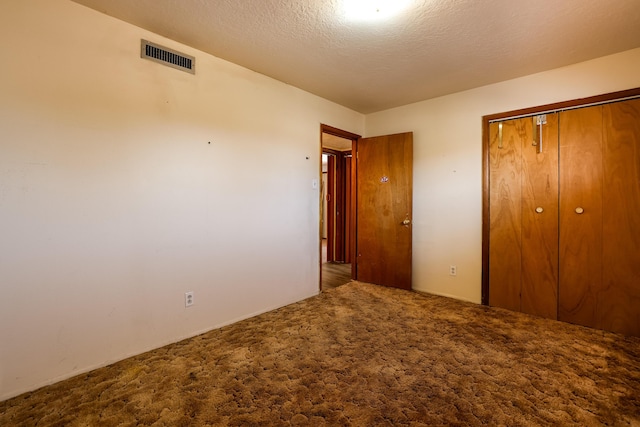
<box><xmin>602</xmin><ymin>99</ymin><xmax>640</xmax><ymax>336</ymax></box>
<box><xmin>558</xmin><ymin>107</ymin><xmax>603</xmax><ymax>329</ymax></box>
<box><xmin>489</xmin><ymin>120</ymin><xmax>522</xmax><ymax>311</ymax></box>
<box><xmin>521</xmin><ymin>114</ymin><xmax>559</xmax><ymax>319</ymax></box>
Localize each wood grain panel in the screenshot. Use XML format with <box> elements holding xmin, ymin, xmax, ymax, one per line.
<box><xmin>558</xmin><ymin>106</ymin><xmax>603</xmax><ymax>329</ymax></box>
<box><xmin>326</xmin><ymin>155</ymin><xmax>335</xmax><ymax>261</ymax></box>
<box><xmin>520</xmin><ymin>114</ymin><xmax>559</xmax><ymax>319</ymax></box>
<box><xmin>334</xmin><ymin>153</ymin><xmax>346</xmax><ymax>262</ymax></box>
<box><xmin>488</xmin><ymin>121</ymin><xmax>522</xmax><ymax>311</ymax></box>
<box><xmin>601</xmin><ymin>99</ymin><xmax>640</xmax><ymax>336</ymax></box>
<box><xmin>344</xmin><ymin>156</ymin><xmax>352</xmax><ymax>264</ymax></box>
<box><xmin>356</xmin><ymin>133</ymin><xmax>413</xmax><ymax>289</ymax></box>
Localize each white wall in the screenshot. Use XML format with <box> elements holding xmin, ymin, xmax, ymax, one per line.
<box><xmin>365</xmin><ymin>48</ymin><xmax>640</xmax><ymax>304</ymax></box>
<box><xmin>0</xmin><ymin>0</ymin><xmax>364</xmax><ymax>400</ymax></box>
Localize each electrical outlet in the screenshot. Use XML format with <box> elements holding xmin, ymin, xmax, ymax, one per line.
<box><xmin>185</xmin><ymin>291</ymin><xmax>194</xmax><ymax>307</ymax></box>
<box><xmin>449</xmin><ymin>265</ymin><xmax>457</xmax><ymax>276</ymax></box>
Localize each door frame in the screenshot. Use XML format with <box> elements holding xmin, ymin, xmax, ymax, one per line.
<box><xmin>481</xmin><ymin>87</ymin><xmax>640</xmax><ymax>305</ymax></box>
<box><xmin>320</xmin><ymin>124</ymin><xmax>361</xmax><ymax>287</ymax></box>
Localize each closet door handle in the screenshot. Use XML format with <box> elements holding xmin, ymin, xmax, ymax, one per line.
<box><xmin>575</xmin><ymin>207</ymin><xmax>584</xmax><ymax>214</ymax></box>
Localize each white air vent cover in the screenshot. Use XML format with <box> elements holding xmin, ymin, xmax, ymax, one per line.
<box><xmin>141</xmin><ymin>39</ymin><xmax>195</xmax><ymax>74</ymax></box>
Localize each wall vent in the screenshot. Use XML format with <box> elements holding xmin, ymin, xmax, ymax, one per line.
<box><xmin>141</xmin><ymin>39</ymin><xmax>195</xmax><ymax>74</ymax></box>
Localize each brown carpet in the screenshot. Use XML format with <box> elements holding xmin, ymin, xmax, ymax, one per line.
<box><xmin>2</xmin><ymin>282</ymin><xmax>640</xmax><ymax>426</ymax></box>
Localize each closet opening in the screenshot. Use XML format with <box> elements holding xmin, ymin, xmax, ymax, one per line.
<box><xmin>482</xmin><ymin>87</ymin><xmax>640</xmax><ymax>337</ymax></box>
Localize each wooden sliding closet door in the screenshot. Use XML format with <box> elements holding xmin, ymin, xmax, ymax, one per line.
<box><xmin>488</xmin><ymin>119</ymin><xmax>523</xmax><ymax>312</ymax></box>
<box><xmin>488</xmin><ymin>93</ymin><xmax>640</xmax><ymax>336</ymax></box>
<box><xmin>521</xmin><ymin>114</ymin><xmax>559</xmax><ymax>319</ymax></box>
<box><xmin>601</xmin><ymin>99</ymin><xmax>640</xmax><ymax>336</ymax></box>
<box><xmin>559</xmin><ymin>99</ymin><xmax>640</xmax><ymax>336</ymax></box>
<box><xmin>558</xmin><ymin>106</ymin><xmax>604</xmax><ymax>329</ymax></box>
<box><xmin>489</xmin><ymin>116</ymin><xmax>559</xmax><ymax>319</ymax></box>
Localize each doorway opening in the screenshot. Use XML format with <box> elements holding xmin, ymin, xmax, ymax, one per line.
<box><xmin>320</xmin><ymin>125</ymin><xmax>359</xmax><ymax>291</ymax></box>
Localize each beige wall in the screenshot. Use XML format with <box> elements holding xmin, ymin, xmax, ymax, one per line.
<box><xmin>0</xmin><ymin>0</ymin><xmax>363</xmax><ymax>400</ymax></box>
<box><xmin>365</xmin><ymin>47</ymin><xmax>640</xmax><ymax>304</ymax></box>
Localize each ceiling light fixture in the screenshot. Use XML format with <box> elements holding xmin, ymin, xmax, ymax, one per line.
<box><xmin>340</xmin><ymin>0</ymin><xmax>412</xmax><ymax>22</ymax></box>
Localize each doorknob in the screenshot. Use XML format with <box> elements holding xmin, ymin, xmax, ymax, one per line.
<box><xmin>575</xmin><ymin>207</ymin><xmax>584</xmax><ymax>214</ymax></box>
<box><xmin>402</xmin><ymin>219</ymin><xmax>411</xmax><ymax>226</ymax></box>
<box><xmin>535</xmin><ymin>207</ymin><xmax>544</xmax><ymax>214</ymax></box>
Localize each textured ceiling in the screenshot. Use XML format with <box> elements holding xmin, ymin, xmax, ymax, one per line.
<box><xmin>322</xmin><ymin>133</ymin><xmax>353</xmax><ymax>151</ymax></box>
<box><xmin>71</xmin><ymin>0</ymin><xmax>640</xmax><ymax>113</ymax></box>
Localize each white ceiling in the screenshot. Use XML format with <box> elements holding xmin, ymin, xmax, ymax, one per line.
<box><xmin>71</xmin><ymin>0</ymin><xmax>640</xmax><ymax>114</ymax></box>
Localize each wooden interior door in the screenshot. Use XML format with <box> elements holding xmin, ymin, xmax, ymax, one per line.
<box><xmin>488</xmin><ymin>120</ymin><xmax>523</xmax><ymax>311</ymax></box>
<box><xmin>488</xmin><ymin>115</ymin><xmax>559</xmax><ymax>319</ymax></box>
<box><xmin>355</xmin><ymin>132</ymin><xmax>413</xmax><ymax>290</ymax></box>
<box><xmin>324</xmin><ymin>150</ymin><xmax>350</xmax><ymax>263</ymax></box>
<box><xmin>558</xmin><ymin>106</ymin><xmax>604</xmax><ymax>329</ymax></box>
<box><xmin>601</xmin><ymin>98</ymin><xmax>640</xmax><ymax>336</ymax></box>
<box><xmin>334</xmin><ymin>152</ymin><xmax>347</xmax><ymax>262</ymax></box>
<box><xmin>326</xmin><ymin>154</ymin><xmax>336</xmax><ymax>262</ymax></box>
<box><xmin>520</xmin><ymin>114</ymin><xmax>559</xmax><ymax>319</ymax></box>
<box><xmin>344</xmin><ymin>155</ymin><xmax>352</xmax><ymax>264</ymax></box>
